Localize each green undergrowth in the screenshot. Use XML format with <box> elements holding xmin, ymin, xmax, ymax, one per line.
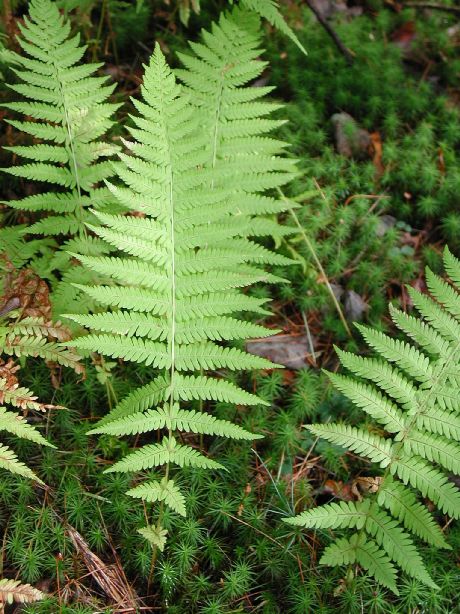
<box><xmin>264</xmin><ymin>4</ymin><xmax>460</xmax><ymax>338</ymax></box>
<box><xmin>279</xmin><ymin>10</ymin><xmax>460</xmax><ymax>229</ymax></box>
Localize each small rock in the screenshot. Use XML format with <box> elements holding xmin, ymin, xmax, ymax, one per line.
<box><xmin>344</xmin><ymin>290</ymin><xmax>368</xmax><ymax>322</ymax></box>
<box><xmin>246</xmin><ymin>333</ymin><xmax>315</xmax><ymax>370</ymax></box>
<box><xmin>331</xmin><ymin>112</ymin><xmax>372</xmax><ymax>159</ymax></box>
<box><xmin>376</xmin><ymin>214</ymin><xmax>396</xmax><ymax>237</ymax></box>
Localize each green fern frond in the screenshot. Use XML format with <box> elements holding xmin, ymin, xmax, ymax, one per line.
<box><xmin>138</xmin><ymin>525</ymin><xmax>168</xmax><ymax>552</ymax></box>
<box><xmin>284</xmin><ymin>500</ymin><xmax>370</xmax><ymax>530</ymax></box>
<box><xmin>0</xmin><ymin>443</ymin><xmax>42</xmax><ymax>483</ymax></box>
<box><xmin>365</xmin><ymin>506</ymin><xmax>436</xmax><ymax>588</ymax></box>
<box><xmin>377</xmin><ymin>477</ymin><xmax>450</xmax><ymax>549</ymax></box>
<box><xmin>67</xmin><ymin>14</ymin><xmax>293</xmax><ymax>544</ymax></box>
<box><xmin>127</xmin><ymin>478</ymin><xmax>186</xmax><ymax>517</ymax></box>
<box><xmin>105</xmin><ymin>436</ymin><xmax>224</xmax><ymax>474</ymax></box>
<box><xmin>288</xmin><ymin>247</ymin><xmax>460</xmax><ymax>592</ymax></box>
<box><xmin>90</xmin><ymin>403</ymin><xmax>260</xmax><ymax>440</ymax></box>
<box><xmin>320</xmin><ymin>534</ymin><xmax>399</xmax><ymax>595</ymax></box>
<box><xmin>0</xmin><ymin>406</ymin><xmax>53</xmax><ymax>448</ymax></box>
<box><xmin>307</xmin><ymin>424</ymin><xmax>394</xmax><ymax>467</ymax></box>
<box><xmin>2</xmin><ymin>0</ymin><xmax>119</xmax><ymax>315</ymax></box>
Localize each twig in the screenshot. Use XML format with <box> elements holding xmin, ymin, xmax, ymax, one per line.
<box><xmin>277</xmin><ymin>188</ymin><xmax>353</xmax><ymax>338</ymax></box>
<box><xmin>301</xmin><ymin>310</ymin><xmax>317</xmax><ymax>367</ymax></box>
<box><xmin>403</xmin><ymin>2</ymin><xmax>460</xmax><ymax>15</ymax></box>
<box><xmin>304</xmin><ymin>0</ymin><xmax>354</xmax><ymax>65</ymax></box>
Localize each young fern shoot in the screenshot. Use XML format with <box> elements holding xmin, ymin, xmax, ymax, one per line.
<box><xmin>285</xmin><ymin>247</ymin><xmax>460</xmax><ymax>594</ymax></box>
<box><xmin>66</xmin><ymin>42</ymin><xmax>293</xmax><ymax>551</ymax></box>
<box><xmin>1</xmin><ymin>0</ymin><xmax>120</xmax><ymax>315</ymax></box>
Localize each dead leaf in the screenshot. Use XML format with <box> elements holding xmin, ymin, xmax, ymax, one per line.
<box><xmin>370</xmin><ymin>131</ymin><xmax>384</xmax><ymax>177</ymax></box>
<box><xmin>323</xmin><ymin>479</ymin><xmax>354</xmax><ymax>501</ymax></box>
<box><xmin>67</xmin><ymin>527</ymin><xmax>141</xmax><ymax>612</ymax></box>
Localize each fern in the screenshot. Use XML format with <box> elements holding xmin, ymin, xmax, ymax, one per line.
<box><xmin>1</xmin><ymin>0</ymin><xmax>119</xmax><ymax>315</ymax></box>
<box><xmin>66</xmin><ymin>9</ymin><xmax>294</xmax><ymax>549</ymax></box>
<box><xmin>0</xmin><ymin>578</ymin><xmax>45</xmax><ymax>610</ymax></box>
<box><xmin>285</xmin><ymin>247</ymin><xmax>460</xmax><ymax>593</ymax></box>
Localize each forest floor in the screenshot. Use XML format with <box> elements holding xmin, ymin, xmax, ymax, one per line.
<box><xmin>0</xmin><ymin>1</ymin><xmax>460</xmax><ymax>612</ymax></box>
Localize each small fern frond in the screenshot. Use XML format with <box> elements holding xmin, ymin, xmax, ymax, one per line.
<box><xmin>320</xmin><ymin>534</ymin><xmax>399</xmax><ymax>595</ymax></box>
<box><xmin>0</xmin><ymin>406</ymin><xmax>53</xmax><ymax>448</ymax></box>
<box><xmin>127</xmin><ymin>478</ymin><xmax>186</xmax><ymax>517</ymax></box>
<box><xmin>239</xmin><ymin>0</ymin><xmax>307</xmax><ymax>55</ymax></box>
<box><xmin>0</xmin><ymin>443</ymin><xmax>42</xmax><ymax>483</ymax></box>
<box><xmin>138</xmin><ymin>525</ymin><xmax>168</xmax><ymax>552</ymax></box>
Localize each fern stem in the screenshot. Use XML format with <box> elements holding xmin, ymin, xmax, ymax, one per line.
<box><xmin>277</xmin><ymin>188</ymin><xmax>352</xmax><ymax>337</ymax></box>
<box><xmin>54</xmin><ymin>66</ymin><xmax>86</xmax><ymax>241</ymax></box>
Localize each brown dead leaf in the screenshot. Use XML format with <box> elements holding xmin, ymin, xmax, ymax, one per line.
<box><xmin>370</xmin><ymin>131</ymin><xmax>384</xmax><ymax>177</ymax></box>
<box><xmin>351</xmin><ymin>476</ymin><xmax>383</xmax><ymax>501</ymax></box>
<box><xmin>323</xmin><ymin>479</ymin><xmax>354</xmax><ymax>501</ymax></box>
<box><xmin>1</xmin><ymin>266</ymin><xmax>51</xmax><ymax>320</ymax></box>
<box><xmin>391</xmin><ymin>21</ymin><xmax>416</xmax><ymax>49</ymax></box>
<box><xmin>67</xmin><ymin>527</ymin><xmax>141</xmax><ymax>612</ymax></box>
<box><xmin>0</xmin><ymin>358</ymin><xmax>63</xmax><ymax>411</ymax></box>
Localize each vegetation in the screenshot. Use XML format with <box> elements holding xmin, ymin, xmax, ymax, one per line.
<box><xmin>0</xmin><ymin>0</ymin><xmax>459</xmax><ymax>612</ymax></box>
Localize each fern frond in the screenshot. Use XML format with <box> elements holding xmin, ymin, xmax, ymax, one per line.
<box><xmin>320</xmin><ymin>534</ymin><xmax>399</xmax><ymax>594</ymax></box>
<box><xmin>403</xmin><ymin>429</ymin><xmax>460</xmax><ymax>473</ymax></box>
<box><xmin>66</xmin><ymin>17</ymin><xmax>293</xmax><ymax>541</ymax></box>
<box><xmin>326</xmin><ymin>372</ymin><xmax>406</xmax><ymax>433</ymax></box>
<box><xmin>2</xmin><ymin>0</ymin><xmax>119</xmax><ymax>315</ymax></box>
<box><xmin>90</xmin><ymin>404</ymin><xmax>261</xmax><ymax>440</ymax></box>
<box><xmin>377</xmin><ymin>477</ymin><xmax>450</xmax><ymax>549</ymax></box>
<box><xmin>138</xmin><ymin>525</ymin><xmax>168</xmax><ymax>552</ymax></box>
<box><xmin>366</xmin><ymin>506</ymin><xmax>436</xmax><ymax>588</ymax></box>
<box><xmin>0</xmin><ymin>406</ymin><xmax>53</xmax><ymax>448</ymax></box>
<box><xmin>289</xmin><ymin>250</ymin><xmax>460</xmax><ymax>591</ymax></box>
<box><xmin>105</xmin><ymin>437</ymin><xmax>224</xmax><ymax>474</ymax></box>
<box><xmin>0</xmin><ymin>578</ymin><xmax>45</xmax><ymax>607</ymax></box>
<box><xmin>283</xmin><ymin>500</ymin><xmax>370</xmax><ymax>530</ymax></box>
<box><xmin>307</xmin><ymin>424</ymin><xmax>393</xmax><ymax>467</ymax></box>
<box><xmin>392</xmin><ymin>455</ymin><xmax>460</xmax><ymax>518</ymax></box>
<box><xmin>0</xmin><ymin>443</ymin><xmax>42</xmax><ymax>483</ymax></box>
<box><xmin>127</xmin><ymin>478</ymin><xmax>186</xmax><ymax>516</ymax></box>
<box><xmin>239</xmin><ymin>0</ymin><xmax>307</xmax><ymax>55</ymax></box>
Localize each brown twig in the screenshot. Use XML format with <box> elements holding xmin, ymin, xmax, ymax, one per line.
<box><xmin>304</xmin><ymin>0</ymin><xmax>355</xmax><ymax>65</ymax></box>
<box><xmin>403</xmin><ymin>2</ymin><xmax>460</xmax><ymax>15</ymax></box>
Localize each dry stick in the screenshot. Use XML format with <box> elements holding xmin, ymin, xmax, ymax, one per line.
<box><xmin>304</xmin><ymin>0</ymin><xmax>354</xmax><ymax>65</ymax></box>
<box><xmin>403</xmin><ymin>2</ymin><xmax>460</xmax><ymax>15</ymax></box>
<box><xmin>301</xmin><ymin>309</ymin><xmax>317</xmax><ymax>367</ymax></box>
<box><xmin>277</xmin><ymin>188</ymin><xmax>353</xmax><ymax>338</ymax></box>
